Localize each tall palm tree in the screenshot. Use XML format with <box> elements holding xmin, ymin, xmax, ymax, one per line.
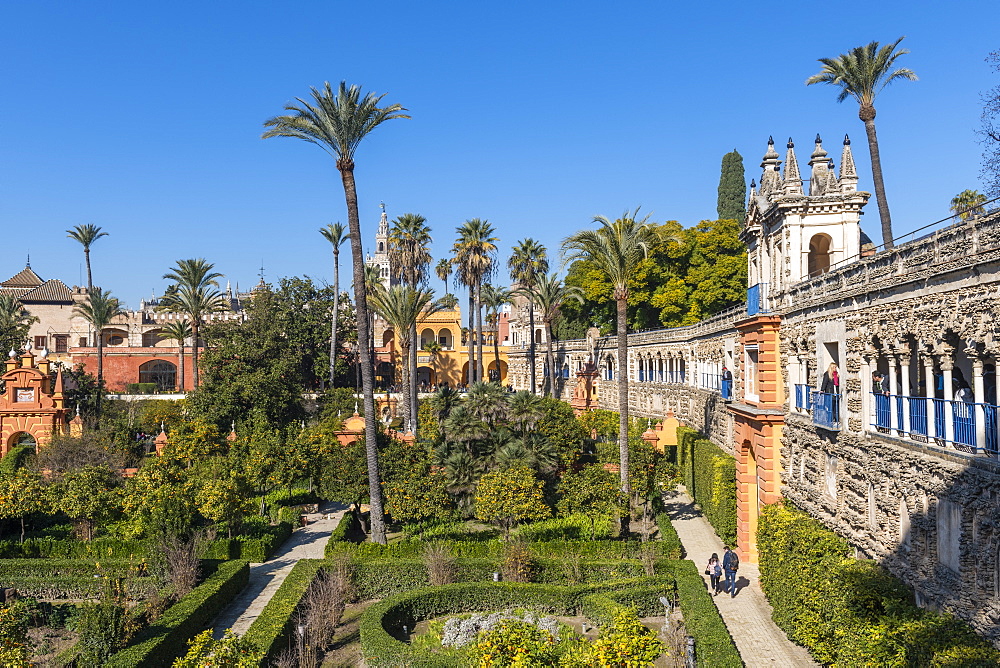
<box><xmin>950</xmin><ymin>189</ymin><xmax>988</xmax><ymax>221</ymax></box>
<box><xmin>453</xmin><ymin>219</ymin><xmax>498</xmax><ymax>384</ymax></box>
<box><xmin>369</xmin><ymin>285</ymin><xmax>443</xmax><ymax>433</ymax></box>
<box><xmin>436</xmin><ymin>258</ymin><xmax>453</xmax><ymax>296</ymax></box>
<box><xmin>481</xmin><ymin>283</ymin><xmax>511</xmax><ymax>383</ymax></box>
<box><xmin>518</xmin><ymin>274</ymin><xmax>583</xmax><ymax>398</ymax></box>
<box><xmin>161</xmin><ymin>259</ymin><xmax>227</xmax><ymax>389</ymax></box>
<box><xmin>74</xmin><ymin>288</ymin><xmax>127</xmax><ymax>386</ymax></box>
<box><xmin>563</xmin><ymin>209</ymin><xmax>656</xmax><ymax>536</ymax></box>
<box><xmin>508</xmin><ymin>239</ymin><xmax>549</xmax><ymax>394</ymax></box>
<box><xmin>388</xmin><ymin>213</ymin><xmax>433</xmax><ymax>428</ymax></box>
<box><xmin>66</xmin><ymin>224</ymin><xmax>108</xmax><ymax>292</ymax></box>
<box><xmin>158</xmin><ymin>319</ymin><xmax>192</xmax><ymax>392</ymax></box>
<box><xmin>320</xmin><ymin>222</ymin><xmax>350</xmax><ymax>387</ymax></box>
<box><xmin>263</xmin><ymin>81</ymin><xmax>408</xmax><ymax>544</ymax></box>
<box><xmin>0</xmin><ymin>294</ymin><xmax>38</xmax><ymax>355</ymax></box>
<box><xmin>807</xmin><ymin>37</ymin><xmax>917</xmax><ymax>250</ymax></box>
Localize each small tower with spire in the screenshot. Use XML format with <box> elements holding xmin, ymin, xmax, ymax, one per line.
<box><xmin>742</xmin><ymin>133</ymin><xmax>871</xmax><ymax>309</ymax></box>
<box><xmin>368</xmin><ymin>202</ymin><xmax>397</xmax><ymax>290</ymax></box>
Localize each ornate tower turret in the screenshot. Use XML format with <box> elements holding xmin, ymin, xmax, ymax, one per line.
<box><xmin>808</xmin><ymin>135</ymin><xmax>838</xmax><ymax>196</ymax></box>
<box><xmin>782</xmin><ymin>138</ymin><xmax>803</xmax><ymax>196</ymax></box>
<box><xmin>838</xmin><ymin>134</ymin><xmax>858</xmax><ymax>192</ymax></box>
<box><xmin>368</xmin><ymin>201</ymin><xmax>396</xmax><ymax>290</ymax></box>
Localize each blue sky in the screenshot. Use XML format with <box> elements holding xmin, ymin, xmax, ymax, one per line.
<box><xmin>1</xmin><ymin>1</ymin><xmax>996</xmax><ymax>306</ymax></box>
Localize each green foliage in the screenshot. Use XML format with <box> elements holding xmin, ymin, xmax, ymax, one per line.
<box><xmin>0</xmin><ymin>445</ymin><xmax>34</xmax><ymax>476</ymax></box>
<box><xmin>669</xmin><ymin>559</ymin><xmax>741</xmax><ymax>667</ymax></box>
<box><xmin>717</xmin><ymin>150</ymin><xmax>747</xmax><ymax>224</ymax></box>
<box><xmin>0</xmin><ymin>600</ymin><xmax>32</xmax><ymax>667</ymax></box>
<box><xmin>561</xmin><ymin>608</ymin><xmax>664</xmax><ymax>667</ymax></box>
<box><xmin>473</xmin><ymin>618</ymin><xmax>561</xmax><ymax>666</ymax></box>
<box><xmin>0</xmin><ymin>536</ymin><xmax>152</xmax><ymax>559</ymax></box>
<box><xmin>556</xmin><ymin>466</ymin><xmax>624</xmax><ymax>539</ymax></box>
<box><xmin>201</xmin><ymin>522</ymin><xmax>292</xmax><ymax>562</ymax></box>
<box><xmin>173</xmin><ymin>629</ymin><xmax>263</xmax><ymax>667</ymax></box>
<box><xmin>676</xmin><ymin>426</ymin><xmax>736</xmax><ymax>547</ymax></box>
<box><xmin>559</xmin><ymin>220</ymin><xmax>746</xmax><ymax>334</ymax></box>
<box><xmin>475</xmin><ymin>467</ymin><xmax>550</xmax><ymax>533</ymax></box>
<box><xmin>50</xmin><ymin>464</ymin><xmax>123</xmax><ymax>541</ymax></box>
<box><xmin>242</xmin><ymin>559</ymin><xmax>325</xmax><ymax>660</ymax></box>
<box><xmin>105</xmin><ymin>560</ymin><xmax>249</xmax><ymax>668</ymax></box>
<box><xmin>535</xmin><ymin>397</ymin><xmax>587</xmax><ymax>469</ymax></box>
<box><xmin>757</xmin><ymin>501</ymin><xmax>1000</xmax><ymax>667</ymax></box>
<box><xmin>77</xmin><ymin>579</ymin><xmax>134</xmax><ymax>664</ymax></box>
<box><xmin>384</xmin><ymin>469</ymin><xmax>456</xmax><ymax>524</ymax></box>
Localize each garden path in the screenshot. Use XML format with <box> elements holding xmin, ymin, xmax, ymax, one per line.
<box><xmin>663</xmin><ymin>488</ymin><xmax>818</xmax><ymax>667</ymax></box>
<box><xmin>211</xmin><ymin>502</ymin><xmax>348</xmax><ymax>638</ymax></box>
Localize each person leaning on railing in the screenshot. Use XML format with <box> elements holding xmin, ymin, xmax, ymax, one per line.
<box><xmin>820</xmin><ymin>363</ymin><xmax>840</xmax><ymax>394</ymax></box>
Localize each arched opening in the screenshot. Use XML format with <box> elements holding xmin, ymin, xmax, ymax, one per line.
<box><xmin>420</xmin><ymin>328</ymin><xmax>435</xmax><ymax>349</ymax></box>
<box><xmin>104</xmin><ymin>328</ymin><xmax>128</xmax><ymax>347</ymax></box>
<box><xmin>378</xmin><ymin>242</ymin><xmax>384</xmax><ymax>253</ymax></box>
<box><xmin>6</xmin><ymin>431</ymin><xmax>37</xmax><ymax>454</ymax></box>
<box><xmin>142</xmin><ymin>329</ymin><xmax>163</xmax><ymax>347</ymax></box>
<box><xmin>375</xmin><ymin>362</ymin><xmax>394</xmax><ymax>389</ymax></box>
<box><xmin>382</xmin><ymin>329</ymin><xmax>395</xmax><ymax>348</ymax></box>
<box><xmin>417</xmin><ymin>366</ymin><xmax>434</xmax><ymax>388</ymax></box>
<box><xmin>462</xmin><ymin>361</ymin><xmax>471</xmax><ymax>385</ymax></box>
<box><xmin>534</xmin><ymin>329</ymin><xmax>543</xmax><ymax>344</ymax></box>
<box><xmin>487</xmin><ymin>359</ymin><xmax>508</xmax><ymax>384</ymax></box>
<box><xmin>808</xmin><ymin>233</ymin><xmax>833</xmax><ymax>277</ymax></box>
<box><xmin>139</xmin><ymin>360</ymin><xmax>177</xmax><ymax>392</ymax></box>
<box><xmin>438</xmin><ymin>328</ymin><xmax>453</xmax><ymax>350</ymax></box>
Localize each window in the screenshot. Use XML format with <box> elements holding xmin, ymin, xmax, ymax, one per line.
<box><xmin>139</xmin><ymin>360</ymin><xmax>177</xmax><ymax>392</ymax></box>
<box><xmin>34</xmin><ymin>336</ymin><xmax>46</xmax><ymax>349</ymax></box>
<box><xmin>79</xmin><ymin>337</ymin><xmax>88</xmax><ymax>348</ymax></box>
<box><xmin>808</xmin><ymin>233</ymin><xmax>833</xmax><ymax>276</ymax></box>
<box><xmin>744</xmin><ymin>345</ymin><xmax>759</xmax><ymax>401</ymax></box>
<box><xmin>54</xmin><ymin>335</ymin><xmax>68</xmax><ymax>353</ymax></box>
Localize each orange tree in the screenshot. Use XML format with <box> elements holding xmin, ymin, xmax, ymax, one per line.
<box><xmin>474</xmin><ymin>466</ymin><xmax>549</xmax><ymax>536</ymax></box>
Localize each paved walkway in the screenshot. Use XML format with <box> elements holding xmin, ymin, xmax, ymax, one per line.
<box><xmin>663</xmin><ymin>489</ymin><xmax>817</xmax><ymax>667</ymax></box>
<box><xmin>212</xmin><ymin>503</ymin><xmax>348</xmax><ymax>637</ymax></box>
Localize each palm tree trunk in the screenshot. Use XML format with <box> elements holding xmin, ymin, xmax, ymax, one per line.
<box><xmin>475</xmin><ymin>283</ymin><xmax>484</xmax><ymax>383</ymax></box>
<box><xmin>178</xmin><ymin>342</ymin><xmax>185</xmax><ymax>392</ymax></box>
<box><xmin>528</xmin><ymin>304</ymin><xmax>537</xmax><ymax>395</ymax></box>
<box><xmin>545</xmin><ymin>321</ymin><xmax>556</xmax><ymax>398</ymax></box>
<box><xmin>466</xmin><ymin>293</ymin><xmax>475</xmax><ymax>386</ymax></box>
<box><xmin>400</xmin><ymin>340</ymin><xmax>412</xmax><ymax>433</ymax></box>
<box><xmin>340</xmin><ymin>166</ymin><xmax>386</xmax><ymax>544</ymax></box>
<box><xmin>493</xmin><ymin>321</ymin><xmax>501</xmax><ymax>384</ymax></box>
<box><xmin>863</xmin><ymin>115</ymin><xmax>894</xmax><ymax>250</ymax></box>
<box><xmin>410</xmin><ymin>322</ymin><xmax>418</xmax><ymax>435</ymax></box>
<box><xmin>616</xmin><ymin>296</ymin><xmax>631</xmax><ymax>537</ymax></box>
<box><xmin>329</xmin><ymin>250</ymin><xmax>340</xmax><ymax>386</ymax></box>
<box><xmin>85</xmin><ymin>248</ymin><xmax>93</xmax><ymax>292</ymax></box>
<box><xmin>192</xmin><ymin>321</ymin><xmax>200</xmax><ymax>388</ymax></box>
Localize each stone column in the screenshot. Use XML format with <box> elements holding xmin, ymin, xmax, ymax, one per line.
<box><xmin>940</xmin><ymin>354</ymin><xmax>955</xmax><ymax>446</ymax></box>
<box><xmin>972</xmin><ymin>356</ymin><xmax>986</xmax><ymax>453</ymax></box>
<box><xmin>888</xmin><ymin>355</ymin><xmax>899</xmax><ymax>434</ymax></box>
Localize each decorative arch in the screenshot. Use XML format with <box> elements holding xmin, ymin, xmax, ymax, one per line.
<box><xmin>420</xmin><ymin>328</ymin><xmax>435</xmax><ymax>348</ymax></box>
<box><xmin>438</xmin><ymin>328</ymin><xmax>453</xmax><ymax>349</ymax></box>
<box><xmin>382</xmin><ymin>329</ymin><xmax>395</xmax><ymax>347</ymax></box>
<box><xmin>487</xmin><ymin>359</ymin><xmax>508</xmax><ymax>383</ymax></box>
<box><xmin>808</xmin><ymin>233</ymin><xmax>833</xmax><ymax>277</ymax></box>
<box><xmin>139</xmin><ymin>360</ymin><xmax>177</xmax><ymax>392</ymax></box>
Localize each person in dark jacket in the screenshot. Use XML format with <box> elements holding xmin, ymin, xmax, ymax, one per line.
<box><xmin>722</xmin><ymin>545</ymin><xmax>740</xmax><ymax>597</ymax></box>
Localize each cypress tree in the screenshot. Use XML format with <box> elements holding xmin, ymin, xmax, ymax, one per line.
<box><xmin>717</xmin><ymin>150</ymin><xmax>747</xmax><ymax>224</ymax></box>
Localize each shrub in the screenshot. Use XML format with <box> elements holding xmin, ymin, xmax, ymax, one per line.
<box><xmin>758</xmin><ymin>501</ymin><xmax>1000</xmax><ymax>666</ymax></box>
<box><xmin>423</xmin><ymin>542</ymin><xmax>457</xmax><ymax>586</ymax></box>
<box><xmin>670</xmin><ymin>559</ymin><xmax>741</xmax><ymax>667</ymax></box>
<box><xmin>475</xmin><ymin>467</ymin><xmax>550</xmax><ymax>534</ymax></box>
<box><xmin>561</xmin><ymin>608</ymin><xmax>664</xmax><ymax>667</ymax></box>
<box><xmin>500</xmin><ymin>541</ymin><xmax>535</xmax><ymax>583</ymax></box>
<box><xmin>676</xmin><ymin>426</ymin><xmax>736</xmax><ymax>546</ymax></box>
<box><xmin>104</xmin><ymin>560</ymin><xmax>249</xmax><ymax>668</ymax></box>
<box><xmin>202</xmin><ymin>521</ymin><xmax>292</xmax><ymax>562</ymax></box>
<box><xmin>0</xmin><ymin>536</ymin><xmax>152</xmax><ymax>559</ymax></box>
<box><xmin>174</xmin><ymin>629</ymin><xmax>263</xmax><ymax>667</ymax></box>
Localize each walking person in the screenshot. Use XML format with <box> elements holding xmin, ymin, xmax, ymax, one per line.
<box><xmin>722</xmin><ymin>545</ymin><xmax>740</xmax><ymax>598</ymax></box>
<box><xmin>705</xmin><ymin>553</ymin><xmax>722</xmax><ymax>596</ymax></box>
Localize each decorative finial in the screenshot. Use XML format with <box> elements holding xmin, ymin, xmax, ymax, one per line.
<box><xmin>76</xmin><ymin>405</ymin><xmax>81</xmax><ymax>416</ymax></box>
<box><xmin>768</xmin><ymin>135</ymin><xmax>774</xmax><ymax>145</ymax></box>
<box><xmin>354</xmin><ymin>400</ymin><xmax>359</xmax><ymax>415</ymax></box>
<box><xmin>750</xmin><ymin>179</ymin><xmax>756</xmax><ymax>189</ymax></box>
<box><xmin>787</xmin><ymin>137</ymin><xmax>794</xmax><ymax>149</ymax></box>
<box><xmin>843</xmin><ymin>134</ymin><xmax>851</xmax><ymax>146</ymax></box>
<box><xmin>231</xmin><ymin>421</ymin><xmax>236</xmax><ymax>432</ymax></box>
<box><xmin>26</xmin><ymin>253</ymin><xmax>30</xmax><ymax>268</ymax></box>
<box><xmin>160</xmin><ymin>421</ymin><xmax>165</xmax><ymax>432</ymax></box>
<box><xmin>40</xmin><ymin>347</ymin><xmax>49</xmax><ymax>359</ymax></box>
<box><xmin>8</xmin><ymin>349</ymin><xmax>15</xmax><ymax>359</ymax></box>
<box><xmin>379</xmin><ymin>201</ymin><xmax>385</xmax><ymax>211</ymax></box>
<box><xmin>815</xmin><ymin>133</ymin><xmax>822</xmax><ymax>144</ymax></box>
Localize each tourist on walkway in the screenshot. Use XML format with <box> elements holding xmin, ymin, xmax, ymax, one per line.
<box><xmin>706</xmin><ymin>553</ymin><xmax>722</xmax><ymax>595</ymax></box>
<box><xmin>722</xmin><ymin>546</ymin><xmax>739</xmax><ymax>597</ymax></box>
<box><xmin>821</xmin><ymin>363</ymin><xmax>840</xmax><ymax>394</ymax></box>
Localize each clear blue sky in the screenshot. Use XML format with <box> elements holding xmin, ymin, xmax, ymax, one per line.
<box><xmin>2</xmin><ymin>1</ymin><xmax>995</xmax><ymax>307</ymax></box>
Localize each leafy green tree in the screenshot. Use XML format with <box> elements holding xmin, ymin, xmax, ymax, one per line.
<box><xmin>0</xmin><ymin>469</ymin><xmax>45</xmax><ymax>542</ymax></box>
<box><xmin>0</xmin><ymin>600</ymin><xmax>32</xmax><ymax>667</ymax></box>
<box><xmin>161</xmin><ymin>259</ymin><xmax>228</xmax><ymax>388</ymax></box>
<box><xmin>263</xmin><ymin>81</ymin><xmax>408</xmax><ymax>544</ymax></box>
<box><xmin>383</xmin><ymin>470</ymin><xmax>454</xmax><ymax>524</ymax></box>
<box><xmin>950</xmin><ymin>189</ymin><xmax>988</xmax><ymax>220</ymax></box>
<box><xmin>557</xmin><ymin>465</ymin><xmax>624</xmax><ymax>539</ymax></box>
<box><xmin>164</xmin><ymin>417</ymin><xmax>223</xmax><ymax>467</ymax></box>
<box><xmin>66</xmin><ymin>223</ymin><xmax>108</xmax><ymax>292</ymax></box>
<box><xmin>563</xmin><ymin>210</ymin><xmax>660</xmax><ymax>536</ymax></box>
<box><xmin>807</xmin><ymin>37</ymin><xmax>918</xmax><ymax>249</ymax></box>
<box><xmin>560</xmin><ymin>609</ymin><xmax>665</xmax><ymax>667</ymax></box>
<box><xmin>320</xmin><ymin>222</ymin><xmax>350</xmax><ymax>387</ymax></box>
<box><xmin>0</xmin><ymin>295</ymin><xmax>37</xmax><ymax>358</ymax></box>
<box><xmin>684</xmin><ymin>218</ymin><xmax>748</xmax><ymax>319</ymax></box>
<box><xmin>717</xmin><ymin>149</ymin><xmax>747</xmax><ymax>223</ymax></box>
<box><xmin>74</xmin><ymin>287</ymin><xmax>127</xmax><ymax>385</ymax></box>
<box><xmin>508</xmin><ymin>238</ymin><xmax>549</xmax><ymax>394</ymax></box>
<box><xmin>474</xmin><ymin>466</ymin><xmax>549</xmax><ymax>535</ymax></box>
<box><xmin>52</xmin><ymin>465</ymin><xmax>122</xmax><ymax>541</ymax></box>
<box><xmin>454</xmin><ymin>219</ymin><xmax>498</xmax><ymax>384</ymax></box>
<box><xmin>120</xmin><ymin>457</ymin><xmax>197</xmax><ymax>539</ymax></box>
<box><xmin>158</xmin><ymin>319</ymin><xmax>192</xmax><ymax>392</ymax></box>
<box><xmin>194</xmin><ymin>464</ymin><xmax>254</xmax><ymax>538</ymax></box>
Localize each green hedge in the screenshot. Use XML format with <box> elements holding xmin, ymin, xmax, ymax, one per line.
<box><xmin>671</xmin><ymin>558</ymin><xmax>742</xmax><ymax>667</ymax></box>
<box><xmin>105</xmin><ymin>560</ymin><xmax>250</xmax><ymax>668</ymax></box>
<box><xmin>677</xmin><ymin>426</ymin><xmax>736</xmax><ymax>546</ymax></box>
<box><xmin>758</xmin><ymin>501</ymin><xmax>1000</xmax><ymax>666</ymax></box>
<box><xmin>0</xmin><ymin>444</ymin><xmax>34</xmax><ymax>475</ymax></box>
<box><xmin>0</xmin><ymin>558</ymin><xmax>148</xmax><ymax>579</ymax></box>
<box><xmin>0</xmin><ymin>537</ymin><xmax>153</xmax><ymax>559</ymax></box>
<box><xmin>202</xmin><ymin>522</ymin><xmax>292</xmax><ymax>562</ymax></box>
<box><xmin>243</xmin><ymin>558</ymin><xmax>324</xmax><ymax>661</ymax></box>
<box><xmin>327</xmin><ymin>537</ymin><xmax>680</xmax><ymax>562</ymax></box>
<box><xmin>0</xmin><ymin>576</ymin><xmax>160</xmax><ymax>600</ymax></box>
<box><xmin>359</xmin><ymin>578</ymin><xmax>673</xmax><ymax>667</ymax></box>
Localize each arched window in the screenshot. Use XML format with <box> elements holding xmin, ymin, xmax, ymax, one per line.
<box><xmin>420</xmin><ymin>328</ymin><xmax>435</xmax><ymax>348</ymax></box>
<box><xmin>808</xmin><ymin>233</ymin><xmax>833</xmax><ymax>277</ymax></box>
<box><xmin>378</xmin><ymin>242</ymin><xmax>384</xmax><ymax>253</ymax></box>
<box><xmin>139</xmin><ymin>360</ymin><xmax>177</xmax><ymax>392</ymax></box>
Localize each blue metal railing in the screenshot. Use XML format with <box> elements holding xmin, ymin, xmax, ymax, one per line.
<box><xmin>811</xmin><ymin>391</ymin><xmax>841</xmax><ymax>430</ymax></box>
<box><xmin>871</xmin><ymin>393</ymin><xmax>999</xmax><ymax>457</ymax></box>
<box><xmin>795</xmin><ymin>384</ymin><xmax>812</xmax><ymax>411</ymax></box>
<box><xmin>721</xmin><ymin>378</ymin><xmax>732</xmax><ymax>401</ymax></box>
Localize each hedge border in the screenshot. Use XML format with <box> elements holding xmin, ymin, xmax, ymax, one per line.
<box><xmin>202</xmin><ymin>522</ymin><xmax>293</xmax><ymax>562</ymax></box>
<box><xmin>677</xmin><ymin>426</ymin><xmax>737</xmax><ymax>546</ymax></box>
<box><xmin>243</xmin><ymin>558</ymin><xmax>325</xmax><ymax>661</ymax></box>
<box><xmin>105</xmin><ymin>559</ymin><xmax>249</xmax><ymax>668</ymax></box>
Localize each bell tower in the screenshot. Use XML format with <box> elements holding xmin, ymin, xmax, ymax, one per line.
<box><xmin>369</xmin><ymin>202</ymin><xmax>396</xmax><ymax>290</ymax></box>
